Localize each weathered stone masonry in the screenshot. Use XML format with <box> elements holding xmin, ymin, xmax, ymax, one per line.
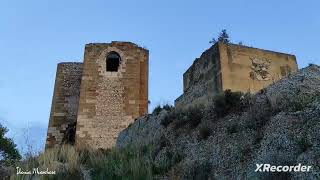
<box><xmin>175</xmin><ymin>42</ymin><xmax>298</xmax><ymax>108</ymax></box>
<box><xmin>175</xmin><ymin>44</ymin><xmax>222</xmax><ymax>107</ymax></box>
<box><xmin>46</xmin><ymin>41</ymin><xmax>148</xmax><ymax>149</ymax></box>
<box><xmin>46</xmin><ymin>63</ymin><xmax>83</xmax><ymax>148</ymax></box>
<box><xmin>76</xmin><ymin>42</ymin><xmax>148</xmax><ymax>149</ymax></box>
<box><xmin>46</xmin><ymin>41</ymin><xmax>298</xmax><ymax>149</ymax></box>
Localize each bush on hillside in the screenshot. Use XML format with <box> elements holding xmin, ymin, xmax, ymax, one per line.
<box><xmin>267</xmin><ymin>90</ymin><xmax>320</xmax><ymax>113</ymax></box>
<box><xmin>199</xmin><ymin>126</ymin><xmax>212</xmax><ymax>140</ymax></box>
<box><xmin>296</xmin><ymin>138</ymin><xmax>313</xmax><ymax>154</ymax></box>
<box><xmin>163</xmin><ymin>104</ymin><xmax>174</xmax><ymax>112</ymax></box>
<box><xmin>152</xmin><ymin>148</ymin><xmax>184</xmax><ymax>175</ymax></box>
<box><xmin>152</xmin><ymin>105</ymin><xmax>162</xmax><ymax>115</ymax></box>
<box><xmin>160</xmin><ymin>105</ymin><xmax>204</xmax><ymax>129</ymax></box>
<box><xmin>213</xmin><ymin>89</ymin><xmax>243</xmax><ymax>117</ymax></box>
<box><xmin>153</xmin><ymin>104</ymin><xmax>174</xmax><ymax>115</ymax></box>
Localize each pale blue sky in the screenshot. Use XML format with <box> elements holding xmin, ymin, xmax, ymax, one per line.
<box><xmin>0</xmin><ymin>0</ymin><xmax>319</xmax><ymax>153</ymax></box>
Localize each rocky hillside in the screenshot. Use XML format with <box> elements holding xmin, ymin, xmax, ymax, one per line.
<box><xmin>117</xmin><ymin>65</ymin><xmax>320</xmax><ymax>179</ymax></box>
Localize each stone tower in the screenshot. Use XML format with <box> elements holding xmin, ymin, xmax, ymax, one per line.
<box><xmin>46</xmin><ymin>41</ymin><xmax>148</xmax><ymax>149</ymax></box>
<box><xmin>46</xmin><ymin>63</ymin><xmax>83</xmax><ymax>148</ymax></box>
<box><xmin>75</xmin><ymin>42</ymin><xmax>148</xmax><ymax>149</ymax></box>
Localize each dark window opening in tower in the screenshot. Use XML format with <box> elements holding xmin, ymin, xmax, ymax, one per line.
<box><xmin>106</xmin><ymin>52</ymin><xmax>121</xmax><ymax>72</ymax></box>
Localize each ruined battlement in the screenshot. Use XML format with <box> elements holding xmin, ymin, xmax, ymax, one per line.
<box><xmin>175</xmin><ymin>42</ymin><xmax>298</xmax><ymax>108</ymax></box>
<box><xmin>85</xmin><ymin>41</ymin><xmax>147</xmax><ymax>50</ymax></box>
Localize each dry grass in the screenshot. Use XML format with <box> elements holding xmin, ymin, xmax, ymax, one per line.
<box><xmin>10</xmin><ymin>145</ymin><xmax>83</xmax><ymax>180</ymax></box>
<box><xmin>9</xmin><ymin>144</ymin><xmax>159</xmax><ymax>180</ymax></box>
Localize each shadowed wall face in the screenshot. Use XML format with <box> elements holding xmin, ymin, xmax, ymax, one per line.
<box><xmin>75</xmin><ymin>42</ymin><xmax>148</xmax><ymax>149</ymax></box>
<box><xmin>46</xmin><ymin>63</ymin><xmax>83</xmax><ymax>148</ymax></box>
<box><xmin>175</xmin><ymin>44</ymin><xmax>222</xmax><ymax>108</ymax></box>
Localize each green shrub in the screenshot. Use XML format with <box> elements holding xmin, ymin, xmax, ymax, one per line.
<box><xmin>253</xmin><ymin>132</ymin><xmax>264</xmax><ymax>145</ymax></box>
<box><xmin>247</xmin><ymin>108</ymin><xmax>273</xmax><ymax>131</ymax></box>
<box><xmin>246</xmin><ymin>95</ymin><xmax>275</xmax><ymax>131</ymax></box>
<box><xmin>159</xmin><ymin>136</ymin><xmax>170</xmax><ymax>149</ymax></box>
<box><xmin>160</xmin><ymin>106</ymin><xmax>178</xmax><ymax>127</ymax></box>
<box><xmin>191</xmin><ymin>161</ymin><xmax>212</xmax><ymax>179</ymax></box>
<box><xmin>173</xmin><ymin>113</ymin><xmax>189</xmax><ymax>129</ymax></box>
<box><xmin>152</xmin><ymin>149</ymin><xmax>184</xmax><ymax>175</ymax></box>
<box><xmin>227</xmin><ymin>123</ymin><xmax>238</xmax><ymax>134</ymax></box>
<box><xmin>163</xmin><ymin>104</ymin><xmax>174</xmax><ymax>112</ymax></box>
<box><xmin>287</xmin><ymin>95</ymin><xmax>319</xmax><ymax>112</ymax></box>
<box><xmin>213</xmin><ymin>89</ymin><xmax>243</xmax><ymax>117</ymax></box>
<box><xmin>268</xmin><ymin>93</ymin><xmax>320</xmax><ymax>112</ymax></box>
<box><xmin>240</xmin><ymin>145</ymin><xmax>252</xmax><ymax>163</ymax></box>
<box><xmin>160</xmin><ymin>115</ymin><xmax>173</xmax><ymax>127</ymax></box>
<box><xmin>296</xmin><ymin>138</ymin><xmax>313</xmax><ymax>153</ymax></box>
<box><xmin>188</xmin><ymin>106</ymin><xmax>203</xmax><ymax>128</ymax></box>
<box><xmin>172</xmin><ymin>106</ymin><xmax>204</xmax><ymax>129</ymax></box>
<box><xmin>152</xmin><ymin>105</ymin><xmax>162</xmax><ymax>115</ymax></box>
<box><xmin>160</xmin><ymin>108</ymin><xmax>186</xmax><ymax>128</ymax></box>
<box><xmin>153</xmin><ymin>104</ymin><xmax>174</xmax><ymax>115</ymax></box>
<box><xmin>199</xmin><ymin>126</ymin><xmax>212</xmax><ymax>140</ymax></box>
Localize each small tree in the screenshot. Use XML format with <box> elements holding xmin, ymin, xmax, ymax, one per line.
<box><xmin>209</xmin><ymin>29</ymin><xmax>230</xmax><ymax>44</ymax></box>
<box><xmin>218</xmin><ymin>29</ymin><xmax>230</xmax><ymax>43</ymax></box>
<box><xmin>0</xmin><ymin>123</ymin><xmax>21</xmax><ymax>165</ymax></box>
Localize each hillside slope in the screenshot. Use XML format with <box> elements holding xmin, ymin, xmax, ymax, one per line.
<box><xmin>117</xmin><ymin>65</ymin><xmax>320</xmax><ymax>179</ymax></box>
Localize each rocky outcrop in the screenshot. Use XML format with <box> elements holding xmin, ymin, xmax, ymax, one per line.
<box><xmin>116</xmin><ymin>112</ymin><xmax>167</xmax><ymax>149</ymax></box>
<box><xmin>117</xmin><ymin>65</ymin><xmax>320</xmax><ymax>179</ymax></box>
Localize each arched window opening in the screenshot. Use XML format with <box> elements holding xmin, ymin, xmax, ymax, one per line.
<box><xmin>106</xmin><ymin>52</ymin><xmax>121</xmax><ymax>72</ymax></box>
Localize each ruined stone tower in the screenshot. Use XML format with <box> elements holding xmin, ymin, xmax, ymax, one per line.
<box><xmin>46</xmin><ymin>41</ymin><xmax>149</xmax><ymax>149</ymax></box>
<box><xmin>175</xmin><ymin>42</ymin><xmax>298</xmax><ymax>108</ymax></box>
<box><xmin>46</xmin><ymin>63</ymin><xmax>82</xmax><ymax>147</ymax></box>
<box><xmin>76</xmin><ymin>42</ymin><xmax>148</xmax><ymax>149</ymax></box>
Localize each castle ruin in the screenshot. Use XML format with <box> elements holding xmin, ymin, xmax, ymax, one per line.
<box><xmin>175</xmin><ymin>42</ymin><xmax>298</xmax><ymax>108</ymax></box>
<box><xmin>46</xmin><ymin>41</ymin><xmax>298</xmax><ymax>149</ymax></box>
<box><xmin>46</xmin><ymin>41</ymin><xmax>148</xmax><ymax>149</ymax></box>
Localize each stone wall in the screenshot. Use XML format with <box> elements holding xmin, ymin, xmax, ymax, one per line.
<box><xmin>175</xmin><ymin>44</ymin><xmax>222</xmax><ymax>108</ymax></box>
<box><xmin>175</xmin><ymin>42</ymin><xmax>298</xmax><ymax>108</ymax></box>
<box><xmin>46</xmin><ymin>63</ymin><xmax>83</xmax><ymax>148</ymax></box>
<box><xmin>75</xmin><ymin>42</ymin><xmax>148</xmax><ymax>149</ymax></box>
<box><xmin>219</xmin><ymin>43</ymin><xmax>298</xmax><ymax>92</ymax></box>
